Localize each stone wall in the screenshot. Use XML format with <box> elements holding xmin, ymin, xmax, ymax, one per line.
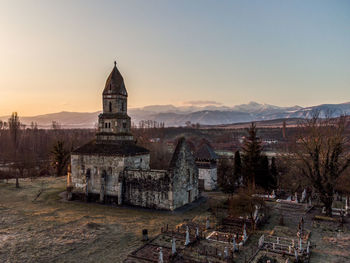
<box><xmin>198</xmin><ymin>167</ymin><xmax>217</xmax><ymax>190</ymax></box>
<box><xmin>70</xmin><ymin>153</ymin><xmax>150</xmax><ymax>200</ymax></box>
<box><xmin>169</xmin><ymin>138</ymin><xmax>199</xmax><ymax>210</ymax></box>
<box><xmin>70</xmin><ymin>138</ymin><xmax>200</xmax><ymax>211</ymax></box>
<box><xmin>122</xmin><ymin>169</ymin><xmax>172</xmax><ymax>210</ymax></box>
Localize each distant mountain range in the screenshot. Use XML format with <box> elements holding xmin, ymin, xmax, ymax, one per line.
<box><xmin>1</xmin><ymin>101</ymin><xmax>349</xmax><ymax>128</ymax></box>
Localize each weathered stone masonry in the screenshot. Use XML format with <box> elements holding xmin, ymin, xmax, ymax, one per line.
<box><xmin>195</xmin><ymin>143</ymin><xmax>218</xmax><ymax>191</ymax></box>
<box><xmin>68</xmin><ymin>62</ymin><xmax>199</xmax><ymax>210</ymax></box>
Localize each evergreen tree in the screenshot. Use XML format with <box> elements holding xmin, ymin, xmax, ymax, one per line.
<box><xmin>241</xmin><ymin>122</ymin><xmax>262</xmax><ymax>189</ymax></box>
<box><xmin>51</xmin><ymin>141</ymin><xmax>70</xmax><ymax>177</ymax></box>
<box><xmin>234</xmin><ymin>150</ymin><xmax>242</xmax><ymax>186</ymax></box>
<box><xmin>256</xmin><ymin>155</ymin><xmax>270</xmax><ymax>190</ymax></box>
<box><xmin>270</xmin><ymin>157</ymin><xmax>278</xmax><ymax>189</ymax></box>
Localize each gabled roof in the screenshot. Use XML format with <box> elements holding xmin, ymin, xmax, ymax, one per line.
<box><xmin>103</xmin><ymin>61</ymin><xmax>127</xmax><ymax>96</ymax></box>
<box><xmin>195</xmin><ymin>143</ymin><xmax>218</xmax><ymax>160</ymax></box>
<box><xmin>169</xmin><ymin>137</ymin><xmax>195</xmax><ymax>168</ymax></box>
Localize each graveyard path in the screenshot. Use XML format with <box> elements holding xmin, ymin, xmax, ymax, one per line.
<box><xmin>305</xmin><ymin>208</ymin><xmax>350</xmax><ymax>263</ymax></box>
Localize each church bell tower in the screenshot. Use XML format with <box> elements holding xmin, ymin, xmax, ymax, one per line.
<box><xmin>96</xmin><ymin>61</ymin><xmax>133</xmax><ymax>143</ymax></box>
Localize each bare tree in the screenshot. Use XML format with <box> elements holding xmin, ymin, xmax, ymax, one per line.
<box><xmin>295</xmin><ymin>114</ymin><xmax>350</xmax><ymax>216</ymax></box>
<box><xmin>8</xmin><ymin>112</ymin><xmax>21</xmax><ymax>188</ymax></box>
<box><xmin>228</xmin><ymin>186</ymin><xmax>265</xmax><ymax>231</ymax></box>
<box><xmin>218</xmin><ymin>158</ymin><xmax>236</xmax><ymax>195</ymax></box>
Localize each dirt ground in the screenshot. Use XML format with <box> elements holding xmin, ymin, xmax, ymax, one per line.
<box><xmin>1</xmin><ymin>177</ymin><xmax>350</xmax><ymax>263</ymax></box>
<box><xmin>245</xmin><ymin>201</ymin><xmax>350</xmax><ymax>263</ymax></box>
<box><xmin>0</xmin><ymin>177</ymin><xmax>215</xmax><ymax>263</ymax></box>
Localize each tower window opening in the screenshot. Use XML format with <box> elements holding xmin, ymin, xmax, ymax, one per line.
<box><xmin>105</xmin><ymin>123</ymin><xmax>108</xmax><ymax>128</ymax></box>
<box><xmin>109</xmin><ymin>102</ymin><xmax>112</xmax><ymax>112</ymax></box>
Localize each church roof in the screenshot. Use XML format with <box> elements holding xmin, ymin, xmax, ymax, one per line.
<box><xmin>72</xmin><ymin>140</ymin><xmax>149</xmax><ymax>156</ymax></box>
<box><xmin>103</xmin><ymin>61</ymin><xmax>128</xmax><ymax>96</ymax></box>
<box><xmin>195</xmin><ymin>143</ymin><xmax>218</xmax><ymax>160</ymax></box>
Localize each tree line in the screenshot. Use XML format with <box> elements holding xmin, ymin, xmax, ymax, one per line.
<box><xmin>0</xmin><ymin>112</ymin><xmax>95</xmax><ymax>187</ymax></box>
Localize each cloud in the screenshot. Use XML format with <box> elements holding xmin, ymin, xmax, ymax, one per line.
<box><xmin>182</xmin><ymin>100</ymin><xmax>223</xmax><ymax>106</ymax></box>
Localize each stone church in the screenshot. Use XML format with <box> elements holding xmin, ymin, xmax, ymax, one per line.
<box><xmin>67</xmin><ymin>62</ymin><xmax>199</xmax><ymax>210</ymax></box>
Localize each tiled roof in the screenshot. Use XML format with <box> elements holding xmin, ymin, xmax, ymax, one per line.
<box><xmin>195</xmin><ymin>143</ymin><xmax>218</xmax><ymax>160</ymax></box>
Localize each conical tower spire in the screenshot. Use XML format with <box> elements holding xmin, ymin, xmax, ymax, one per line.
<box><xmin>103</xmin><ymin>61</ymin><xmax>127</xmax><ymax>96</ymax></box>
<box><xmin>96</xmin><ymin>62</ymin><xmax>133</xmax><ymax>143</ymax></box>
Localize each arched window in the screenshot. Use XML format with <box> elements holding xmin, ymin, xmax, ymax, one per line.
<box><xmin>102</xmin><ymin>170</ymin><xmax>107</xmax><ymax>181</ymax></box>
<box><xmin>109</xmin><ymin>102</ymin><xmax>112</xmax><ymax>112</ymax></box>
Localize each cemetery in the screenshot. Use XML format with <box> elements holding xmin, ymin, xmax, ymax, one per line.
<box><xmin>124</xmin><ymin>187</ymin><xmax>350</xmax><ymax>263</ymax></box>
<box><xmin>1</xmin><ymin>175</ymin><xmax>350</xmax><ymax>262</ymax></box>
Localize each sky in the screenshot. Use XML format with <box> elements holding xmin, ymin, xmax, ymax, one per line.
<box><xmin>0</xmin><ymin>0</ymin><xmax>349</xmax><ymax>116</ymax></box>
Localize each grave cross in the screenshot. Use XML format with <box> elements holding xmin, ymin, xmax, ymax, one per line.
<box><xmin>158</xmin><ymin>247</ymin><xmax>163</xmax><ymax>263</ymax></box>
<box><xmin>171</xmin><ymin>237</ymin><xmax>176</xmax><ymax>255</ymax></box>
<box><xmin>206</xmin><ymin>217</ymin><xmax>210</xmax><ymax>230</ymax></box>
<box><xmin>185</xmin><ymin>226</ymin><xmax>190</xmax><ymax>246</ymax></box>
<box><xmin>224</xmin><ymin>247</ymin><xmax>228</xmax><ymax>259</ymax></box>
<box><xmin>233</xmin><ymin>236</ymin><xmax>237</xmax><ymax>251</ymax></box>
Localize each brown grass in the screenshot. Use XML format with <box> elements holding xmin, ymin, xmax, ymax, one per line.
<box><xmin>0</xmin><ymin>177</ymin><xmax>213</xmax><ymax>262</ymax></box>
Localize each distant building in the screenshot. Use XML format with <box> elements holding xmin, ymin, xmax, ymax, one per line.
<box><xmin>68</xmin><ymin>62</ymin><xmax>199</xmax><ymax>210</ymax></box>
<box><xmin>262</xmin><ymin>139</ymin><xmax>278</xmax><ymax>144</ymax></box>
<box><xmin>149</xmin><ymin>138</ymin><xmax>160</xmax><ymax>143</ymax></box>
<box><xmin>282</xmin><ymin>120</ymin><xmax>286</xmax><ymax>139</ymax></box>
<box><xmin>195</xmin><ymin>142</ymin><xmax>218</xmax><ymax>191</ymax></box>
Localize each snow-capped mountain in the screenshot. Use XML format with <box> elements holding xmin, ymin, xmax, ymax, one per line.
<box><xmin>1</xmin><ymin>102</ymin><xmax>349</xmax><ymax>128</ymax></box>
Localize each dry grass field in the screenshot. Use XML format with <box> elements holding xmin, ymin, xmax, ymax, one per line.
<box><xmin>0</xmin><ymin>177</ymin><xmax>213</xmax><ymax>263</ymax></box>
<box><xmin>1</xmin><ymin>177</ymin><xmax>350</xmax><ymax>263</ymax></box>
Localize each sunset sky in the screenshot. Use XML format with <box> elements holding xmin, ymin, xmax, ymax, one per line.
<box><xmin>0</xmin><ymin>0</ymin><xmax>349</xmax><ymax>116</ymax></box>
